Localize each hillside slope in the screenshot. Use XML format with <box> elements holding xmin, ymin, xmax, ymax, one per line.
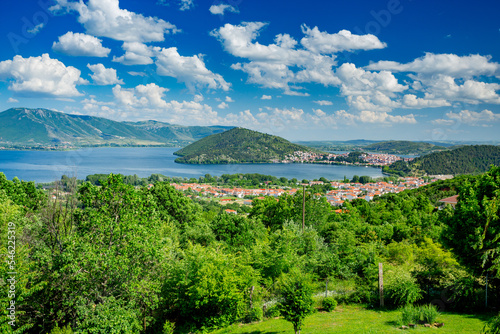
<box><xmin>384</xmin><ymin>145</ymin><xmax>500</xmax><ymax>176</ymax></box>
<box><xmin>174</xmin><ymin>127</ymin><xmax>322</xmax><ymax>164</ymax></box>
<box><xmin>0</xmin><ymin>108</ymin><xmax>232</xmax><ymax>148</ymax></box>
<box><xmin>363</xmin><ymin>140</ymin><xmax>446</xmax><ymax>155</ymax></box>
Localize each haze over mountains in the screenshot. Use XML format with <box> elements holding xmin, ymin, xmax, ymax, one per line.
<box><xmin>0</xmin><ymin>108</ymin><xmax>232</xmax><ymax>148</ymax></box>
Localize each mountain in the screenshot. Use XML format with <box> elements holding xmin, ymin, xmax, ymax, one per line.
<box><xmin>363</xmin><ymin>141</ymin><xmax>447</xmax><ymax>155</ymax></box>
<box><xmin>384</xmin><ymin>145</ymin><xmax>500</xmax><ymax>176</ymax></box>
<box><xmin>174</xmin><ymin>127</ymin><xmax>323</xmax><ymax>164</ymax></box>
<box><xmin>0</xmin><ymin>108</ymin><xmax>232</xmax><ymax>148</ymax></box>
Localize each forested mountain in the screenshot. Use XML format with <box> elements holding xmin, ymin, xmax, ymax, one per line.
<box><xmin>174</xmin><ymin>127</ymin><xmax>322</xmax><ymax>164</ymax></box>
<box><xmin>363</xmin><ymin>141</ymin><xmax>446</xmax><ymax>155</ymax></box>
<box><xmin>0</xmin><ymin>108</ymin><xmax>232</xmax><ymax>148</ymax></box>
<box><xmin>384</xmin><ymin>145</ymin><xmax>500</xmax><ymax>176</ymax></box>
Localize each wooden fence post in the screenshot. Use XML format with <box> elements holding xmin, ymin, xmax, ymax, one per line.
<box><xmin>379</xmin><ymin>263</ymin><xmax>384</xmax><ymax>307</ymax></box>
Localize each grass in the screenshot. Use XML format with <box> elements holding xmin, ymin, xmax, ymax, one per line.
<box><xmin>210</xmin><ymin>305</ymin><xmax>491</xmax><ymax>334</ymax></box>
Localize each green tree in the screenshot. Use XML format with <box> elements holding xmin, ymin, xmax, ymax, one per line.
<box><xmin>278</xmin><ymin>270</ymin><xmax>314</xmax><ymax>334</ymax></box>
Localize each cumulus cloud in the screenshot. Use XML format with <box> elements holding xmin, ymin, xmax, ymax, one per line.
<box><xmin>314</xmin><ymin>100</ymin><xmax>332</xmax><ymax>106</ymax></box>
<box><xmin>300</xmin><ymin>26</ymin><xmax>386</xmax><ymax>54</ymax></box>
<box><xmin>52</xmin><ymin>32</ymin><xmax>111</xmax><ymax>57</ymax></box>
<box><xmin>155</xmin><ymin>47</ymin><xmax>230</xmax><ymax>91</ymax></box>
<box><xmin>111</xmin><ymin>83</ymin><xmax>221</xmax><ymax>125</ymax></box>
<box><xmin>218</xmin><ymin>102</ymin><xmax>229</xmax><ymax>109</ymax></box>
<box><xmin>213</xmin><ymin>22</ymin><xmax>384</xmax><ymax>93</ymax></box>
<box><xmin>261</xmin><ymin>95</ymin><xmax>272</xmax><ymax>100</ymax></box>
<box><xmin>87</xmin><ymin>63</ymin><xmax>124</xmax><ymax>85</ymax></box>
<box><xmin>50</xmin><ymin>0</ymin><xmax>179</xmax><ymax>43</ymax></box>
<box><xmin>7</xmin><ymin>98</ymin><xmax>19</xmax><ymax>103</ymax></box>
<box><xmin>336</xmin><ymin>109</ymin><xmax>416</xmax><ymax>124</ymax></box>
<box><xmin>0</xmin><ymin>54</ymin><xmax>87</xmax><ymax>97</ymax></box>
<box><xmin>209</xmin><ymin>4</ymin><xmax>239</xmax><ymax>15</ymax></box>
<box><xmin>225</xmin><ymin>96</ymin><xmax>234</xmax><ymax>102</ymax></box>
<box><xmin>421</xmin><ymin>75</ymin><xmax>500</xmax><ymax>104</ymax></box>
<box><xmin>435</xmin><ymin>109</ymin><xmax>500</xmax><ymax>126</ymax></box>
<box><xmin>113</xmin><ymin>42</ymin><xmax>155</xmax><ymax>65</ymax></box>
<box><xmin>367</xmin><ymin>53</ymin><xmax>499</xmax><ymax>78</ymax></box>
<box><xmin>401</xmin><ymin>94</ymin><xmax>450</xmax><ymax>109</ymax></box>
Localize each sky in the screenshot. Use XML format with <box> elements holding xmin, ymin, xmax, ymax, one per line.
<box><xmin>0</xmin><ymin>0</ymin><xmax>499</xmax><ymax>142</ymax></box>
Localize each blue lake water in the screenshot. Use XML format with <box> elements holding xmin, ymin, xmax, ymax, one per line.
<box><xmin>0</xmin><ymin>147</ymin><xmax>384</xmax><ymax>183</ymax></box>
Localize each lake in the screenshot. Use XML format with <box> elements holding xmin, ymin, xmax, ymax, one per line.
<box><xmin>0</xmin><ymin>147</ymin><xmax>384</xmax><ymax>183</ymax></box>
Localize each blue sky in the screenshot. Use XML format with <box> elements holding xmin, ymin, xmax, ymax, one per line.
<box><xmin>0</xmin><ymin>0</ymin><xmax>499</xmax><ymax>142</ymax></box>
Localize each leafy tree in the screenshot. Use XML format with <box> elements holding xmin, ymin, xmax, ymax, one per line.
<box><xmin>443</xmin><ymin>165</ymin><xmax>500</xmax><ymax>277</ymax></box>
<box><xmin>278</xmin><ymin>270</ymin><xmax>314</xmax><ymax>334</ymax></box>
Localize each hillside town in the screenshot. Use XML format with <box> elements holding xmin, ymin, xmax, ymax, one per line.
<box><xmin>275</xmin><ymin>151</ymin><xmax>413</xmax><ymax>166</ymax></box>
<box><xmin>169</xmin><ymin>176</ymin><xmax>438</xmax><ymax>210</ymax></box>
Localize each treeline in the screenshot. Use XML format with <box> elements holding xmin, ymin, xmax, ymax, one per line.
<box><xmin>385</xmin><ymin>145</ymin><xmax>500</xmax><ymax>176</ymax></box>
<box><xmin>0</xmin><ymin>168</ymin><xmax>499</xmax><ymax>333</ymax></box>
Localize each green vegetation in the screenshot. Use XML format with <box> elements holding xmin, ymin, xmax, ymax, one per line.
<box><xmin>1</xmin><ymin>166</ymin><xmax>499</xmax><ymax>333</ymax></box>
<box><xmin>384</xmin><ymin>145</ymin><xmax>500</xmax><ymax>176</ymax></box>
<box><xmin>0</xmin><ymin>108</ymin><xmax>232</xmax><ymax>148</ymax></box>
<box><xmin>211</xmin><ymin>305</ymin><xmax>489</xmax><ymax>334</ymax></box>
<box><xmin>363</xmin><ymin>141</ymin><xmax>446</xmax><ymax>155</ymax></box>
<box><xmin>174</xmin><ymin>127</ymin><xmax>322</xmax><ymax>164</ymax></box>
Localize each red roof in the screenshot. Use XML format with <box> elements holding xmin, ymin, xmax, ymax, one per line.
<box><xmin>439</xmin><ymin>195</ymin><xmax>459</xmax><ymax>205</ymax></box>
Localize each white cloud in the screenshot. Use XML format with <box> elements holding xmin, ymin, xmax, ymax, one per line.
<box><xmin>179</xmin><ymin>0</ymin><xmax>194</xmax><ymax>11</ymax></box>
<box><xmin>439</xmin><ymin>109</ymin><xmax>500</xmax><ymax>126</ymax></box>
<box><xmin>401</xmin><ymin>94</ymin><xmax>450</xmax><ymax>109</ymax></box>
<box><xmin>336</xmin><ymin>110</ymin><xmax>416</xmax><ymax>124</ymax></box>
<box><xmin>7</xmin><ymin>98</ymin><xmax>19</xmax><ymax>103</ymax></box>
<box><xmin>27</xmin><ymin>23</ymin><xmax>45</xmax><ymax>35</ymax></box>
<box><xmin>113</xmin><ymin>42</ymin><xmax>155</xmax><ymax>65</ymax></box>
<box><xmin>300</xmin><ymin>26</ymin><xmax>386</xmax><ymax>54</ymax></box>
<box><xmin>261</xmin><ymin>95</ymin><xmax>272</xmax><ymax>100</ymax></box>
<box><xmin>313</xmin><ymin>100</ymin><xmax>332</xmax><ymax>106</ymax></box>
<box><xmin>421</xmin><ymin>75</ymin><xmax>500</xmax><ymax>104</ymax></box>
<box><xmin>209</xmin><ymin>4</ymin><xmax>238</xmax><ymax>15</ymax></box>
<box><xmin>212</xmin><ymin>22</ymin><xmax>341</xmax><ymax>93</ymax></box>
<box><xmin>87</xmin><ymin>63</ymin><xmax>124</xmax><ymax>85</ymax></box>
<box><xmin>52</xmin><ymin>32</ymin><xmax>111</xmax><ymax>57</ymax></box>
<box><xmin>110</xmin><ymin>83</ymin><xmax>220</xmax><ymax>125</ymax></box>
<box><xmin>225</xmin><ymin>96</ymin><xmax>234</xmax><ymax>102</ymax></box>
<box><xmin>50</xmin><ymin>0</ymin><xmax>179</xmax><ymax>43</ymax></box>
<box><xmin>0</xmin><ymin>54</ymin><xmax>87</xmax><ymax>97</ymax></box>
<box><xmin>367</xmin><ymin>53</ymin><xmax>499</xmax><ymax>78</ymax></box>
<box><xmin>218</xmin><ymin>102</ymin><xmax>229</xmax><ymax>109</ymax></box>
<box><xmin>155</xmin><ymin>47</ymin><xmax>230</xmax><ymax>91</ymax></box>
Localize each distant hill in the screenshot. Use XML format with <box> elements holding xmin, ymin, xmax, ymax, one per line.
<box><xmin>174</xmin><ymin>128</ymin><xmax>322</xmax><ymax>164</ymax></box>
<box><xmin>384</xmin><ymin>145</ymin><xmax>500</xmax><ymax>176</ymax></box>
<box><xmin>363</xmin><ymin>141</ymin><xmax>447</xmax><ymax>155</ymax></box>
<box><xmin>0</xmin><ymin>108</ymin><xmax>232</xmax><ymax>148</ymax></box>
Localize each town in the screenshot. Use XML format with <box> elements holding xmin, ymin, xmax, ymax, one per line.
<box><xmin>273</xmin><ymin>150</ymin><xmax>413</xmax><ymax>166</ymax></box>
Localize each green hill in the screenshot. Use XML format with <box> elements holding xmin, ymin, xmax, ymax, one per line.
<box><xmin>384</xmin><ymin>145</ymin><xmax>500</xmax><ymax>176</ymax></box>
<box><xmin>363</xmin><ymin>140</ymin><xmax>447</xmax><ymax>155</ymax></box>
<box><xmin>174</xmin><ymin>127</ymin><xmax>322</xmax><ymax>164</ymax></box>
<box><xmin>0</xmin><ymin>108</ymin><xmax>232</xmax><ymax>148</ymax></box>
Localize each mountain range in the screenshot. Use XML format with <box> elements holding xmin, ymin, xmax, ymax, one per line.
<box><xmin>0</xmin><ymin>108</ymin><xmax>232</xmax><ymax>148</ymax></box>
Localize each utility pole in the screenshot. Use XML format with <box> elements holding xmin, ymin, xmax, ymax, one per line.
<box><xmin>302</xmin><ymin>185</ymin><xmax>306</xmax><ymax>230</ymax></box>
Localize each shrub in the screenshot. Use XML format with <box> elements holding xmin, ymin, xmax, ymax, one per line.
<box><xmin>265</xmin><ymin>304</ymin><xmax>281</xmax><ymax>318</ymax></box>
<box><xmin>400</xmin><ymin>304</ymin><xmax>420</xmax><ymax>325</ymax></box>
<box><xmin>322</xmin><ymin>297</ymin><xmax>337</xmax><ymax>312</ymax></box>
<box><xmin>245</xmin><ymin>307</ymin><xmax>264</xmax><ymax>323</ymax></box>
<box><xmin>49</xmin><ymin>326</ymin><xmax>73</xmax><ymax>334</ymax></box>
<box><xmin>420</xmin><ymin>304</ymin><xmax>439</xmax><ymax>324</ymax></box>
<box><xmin>385</xmin><ymin>268</ymin><xmax>422</xmax><ymax>307</ymax></box>
<box><xmin>483</xmin><ymin>313</ymin><xmax>500</xmax><ymax>334</ymax></box>
<box><xmin>162</xmin><ymin>320</ymin><xmax>175</xmax><ymax>334</ymax></box>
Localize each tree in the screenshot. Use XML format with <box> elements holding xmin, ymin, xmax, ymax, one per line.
<box><xmin>278</xmin><ymin>270</ymin><xmax>314</xmax><ymax>334</ymax></box>
<box><xmin>443</xmin><ymin>165</ymin><xmax>500</xmax><ymax>277</ymax></box>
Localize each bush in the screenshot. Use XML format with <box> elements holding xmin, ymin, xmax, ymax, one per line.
<box><xmin>245</xmin><ymin>307</ymin><xmax>264</xmax><ymax>323</ymax></box>
<box><xmin>49</xmin><ymin>326</ymin><xmax>73</xmax><ymax>334</ymax></box>
<box><xmin>162</xmin><ymin>320</ymin><xmax>175</xmax><ymax>334</ymax></box>
<box><xmin>265</xmin><ymin>304</ymin><xmax>281</xmax><ymax>318</ymax></box>
<box><xmin>420</xmin><ymin>304</ymin><xmax>439</xmax><ymax>324</ymax></box>
<box><xmin>399</xmin><ymin>304</ymin><xmax>440</xmax><ymax>325</ymax></box>
<box><xmin>322</xmin><ymin>297</ymin><xmax>337</xmax><ymax>312</ymax></box>
<box><xmin>483</xmin><ymin>313</ymin><xmax>500</xmax><ymax>334</ymax></box>
<box><xmin>385</xmin><ymin>268</ymin><xmax>422</xmax><ymax>307</ymax></box>
<box><xmin>400</xmin><ymin>304</ymin><xmax>420</xmax><ymax>325</ymax></box>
